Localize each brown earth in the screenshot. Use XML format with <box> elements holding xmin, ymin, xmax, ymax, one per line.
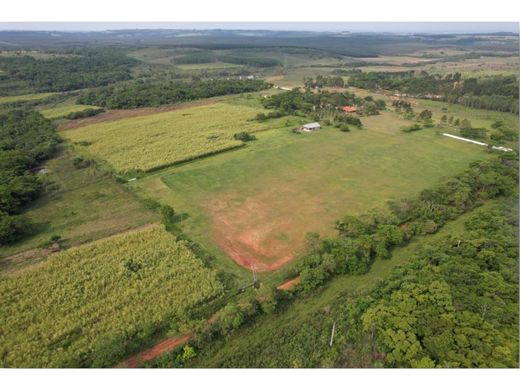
<box><xmin>119</xmin><ymin>333</ymin><xmax>194</xmax><ymax>368</ymax></box>
<box><xmin>277</xmin><ymin>276</ymin><xmax>301</xmax><ymax>291</ymax></box>
<box><xmin>0</xmin><ymin>243</ymin><xmax>60</xmax><ymax>274</ymax></box>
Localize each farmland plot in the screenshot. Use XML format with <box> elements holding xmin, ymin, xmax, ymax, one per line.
<box><xmin>0</xmin><ymin>225</ymin><xmax>223</xmax><ymax>367</ymax></box>
<box><xmin>63</xmin><ymin>102</ymin><xmax>278</xmax><ymax>172</ymax></box>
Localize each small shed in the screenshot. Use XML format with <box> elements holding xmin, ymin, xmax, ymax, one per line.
<box><xmin>300</xmin><ymin>122</ymin><xmax>321</xmax><ymax>132</ymax></box>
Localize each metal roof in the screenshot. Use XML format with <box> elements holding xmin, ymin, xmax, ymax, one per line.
<box><xmin>302</xmin><ymin>122</ymin><xmax>321</xmax><ymax>129</ymax></box>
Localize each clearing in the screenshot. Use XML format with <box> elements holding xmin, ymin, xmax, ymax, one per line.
<box><xmin>131</xmin><ymin>109</ymin><xmax>488</xmax><ymax>272</ymax></box>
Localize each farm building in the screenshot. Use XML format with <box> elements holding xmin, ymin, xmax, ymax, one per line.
<box><xmin>298</xmin><ymin>122</ymin><xmax>321</xmax><ymax>132</ymax></box>
<box><xmin>342</xmin><ymin>105</ymin><xmax>357</xmax><ymax>113</ymax></box>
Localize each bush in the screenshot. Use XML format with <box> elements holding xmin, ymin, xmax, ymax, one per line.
<box><xmin>401</xmin><ymin>123</ymin><xmax>422</xmax><ymax>133</ymax></box>
<box><xmin>233</xmin><ymin>132</ymin><xmax>256</xmax><ymax>142</ymax></box>
<box><xmin>160</xmin><ymin>205</ymin><xmax>175</xmax><ymax>226</ymax></box>
<box><xmin>0</xmin><ymin>212</ymin><xmax>31</xmax><ymax>244</ymax></box>
<box><xmin>339</xmin><ymin>124</ymin><xmax>350</xmax><ymax>132</ymax></box>
<box><xmin>65</xmin><ymin>108</ymin><xmax>105</xmax><ymax>120</ymax></box>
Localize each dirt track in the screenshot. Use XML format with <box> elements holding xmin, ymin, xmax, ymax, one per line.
<box><xmin>117</xmin><ymin>275</ymin><xmax>300</xmax><ymax>367</ymax></box>
<box><xmin>120</xmin><ymin>333</ymin><xmax>194</xmax><ymax>368</ymax></box>
<box><xmin>277</xmin><ymin>276</ymin><xmax>301</xmax><ymax>291</ymax></box>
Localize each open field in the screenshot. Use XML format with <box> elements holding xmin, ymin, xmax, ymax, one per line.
<box><xmin>0</xmin><ymin>92</ymin><xmax>58</xmax><ymax>104</ymax></box>
<box><xmin>131</xmin><ymin>109</ymin><xmax>488</xmax><ymax>272</ymax></box>
<box><xmin>0</xmin><ymin>225</ymin><xmax>223</xmax><ymax>367</ymax></box>
<box><xmin>185</xmin><ymin>199</ymin><xmax>504</xmax><ymax>367</ymax></box>
<box><xmin>38</xmin><ymin>103</ymin><xmax>100</xmax><ymax>119</ymax></box>
<box><xmin>63</xmin><ymin>102</ymin><xmax>287</xmax><ymax>172</ymax></box>
<box><xmin>0</xmin><ymin>145</ymin><xmax>156</xmax><ymax>268</ymax></box>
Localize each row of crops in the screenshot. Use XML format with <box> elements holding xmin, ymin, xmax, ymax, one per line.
<box><xmin>64</xmin><ymin>102</ymin><xmax>278</xmax><ymax>172</ymax></box>
<box><xmin>0</xmin><ymin>225</ymin><xmax>223</xmax><ymax>367</ymax></box>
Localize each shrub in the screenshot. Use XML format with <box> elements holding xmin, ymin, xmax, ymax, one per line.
<box><xmin>233</xmin><ymin>132</ymin><xmax>256</xmax><ymax>142</ymax></box>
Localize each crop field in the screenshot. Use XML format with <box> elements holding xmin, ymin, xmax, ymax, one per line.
<box><xmin>0</xmin><ymin>92</ymin><xmax>58</xmax><ymax>104</ymax></box>
<box><xmin>63</xmin><ymin>102</ymin><xmax>286</xmax><ymax>173</ymax></box>
<box><xmin>0</xmin><ymin>225</ymin><xmax>223</xmax><ymax>367</ymax></box>
<box><xmin>39</xmin><ymin>103</ymin><xmax>100</xmax><ymax>119</ymax></box>
<box><xmin>131</xmin><ymin>109</ymin><xmax>489</xmax><ymax>272</ymax></box>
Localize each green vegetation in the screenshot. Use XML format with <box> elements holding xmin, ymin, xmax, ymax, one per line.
<box><xmin>39</xmin><ymin>104</ymin><xmax>101</xmax><ymax>119</ymax></box>
<box><xmin>177</xmin><ymin>197</ymin><xmax>517</xmax><ymax>368</ymax></box>
<box><xmin>63</xmin><ymin>102</ymin><xmax>285</xmax><ymax>172</ymax></box>
<box><xmin>77</xmin><ymin>79</ymin><xmax>270</xmax><ymax>109</ymax></box>
<box><xmin>348</xmin><ymin>71</ymin><xmax>519</xmax><ymax>114</ymax></box>
<box><xmin>0</xmin><ymin>30</ymin><xmax>517</xmax><ymax>369</ymax></box>
<box><xmin>0</xmin><ymin>92</ymin><xmax>58</xmax><ymax>105</ymax></box>
<box><xmin>131</xmin><ymin>109</ymin><xmax>488</xmax><ymax>272</ymax></box>
<box><xmin>0</xmin><ymin>48</ymin><xmax>136</xmax><ymax>94</ymax></box>
<box><xmin>290</xmin><ymin>156</ymin><xmax>518</xmax><ymax>293</ymax></box>
<box><xmin>0</xmin><ymin>111</ymin><xmax>60</xmax><ymax>244</ymax></box>
<box><xmin>0</xmin><ymin>225</ymin><xmax>223</xmax><ymax>367</ymax></box>
<box><xmin>0</xmin><ymin>145</ymin><xmax>156</xmax><ymax>266</ymax></box>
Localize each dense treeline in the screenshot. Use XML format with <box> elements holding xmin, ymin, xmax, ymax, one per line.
<box><xmin>291</xmin><ymin>156</ymin><xmax>518</xmax><ymax>292</ymax></box>
<box><xmin>0</xmin><ymin>49</ymin><xmax>136</xmax><ymax>95</ymax></box>
<box><xmin>0</xmin><ymin>111</ymin><xmax>60</xmax><ymax>244</ymax></box>
<box><xmin>304</xmin><ymin>75</ymin><xmax>345</xmax><ymax>88</ymax></box>
<box><xmin>348</xmin><ymin>71</ymin><xmax>519</xmax><ymax>113</ymax></box>
<box><xmin>361</xmin><ymin>202</ymin><xmax>518</xmax><ymax>367</ymax></box>
<box><xmin>77</xmin><ymin>79</ymin><xmax>270</xmax><ymax>109</ymax></box>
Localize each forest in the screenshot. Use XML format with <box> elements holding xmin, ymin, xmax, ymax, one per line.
<box><xmin>348</xmin><ymin>71</ymin><xmax>519</xmax><ymax>114</ymax></box>
<box><xmin>0</xmin><ymin>49</ymin><xmax>136</xmax><ymax>95</ymax></box>
<box><xmin>77</xmin><ymin>79</ymin><xmax>270</xmax><ymax>109</ymax></box>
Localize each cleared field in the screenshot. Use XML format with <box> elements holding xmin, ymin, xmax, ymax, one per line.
<box><xmin>0</xmin><ymin>225</ymin><xmax>223</xmax><ymax>367</ymax></box>
<box><xmin>131</xmin><ymin>110</ymin><xmax>488</xmax><ymax>272</ymax></box>
<box><xmin>39</xmin><ymin>103</ymin><xmax>100</xmax><ymax>119</ymax></box>
<box><xmin>0</xmin><ymin>92</ymin><xmax>58</xmax><ymax>104</ymax></box>
<box><xmin>0</xmin><ymin>145</ymin><xmax>156</xmax><ymax>268</ymax></box>
<box><xmin>63</xmin><ymin>102</ymin><xmax>284</xmax><ymax>173</ymax></box>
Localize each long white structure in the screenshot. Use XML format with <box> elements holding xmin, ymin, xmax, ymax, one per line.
<box><xmin>442</xmin><ymin>133</ymin><xmax>513</xmax><ymax>152</ymax></box>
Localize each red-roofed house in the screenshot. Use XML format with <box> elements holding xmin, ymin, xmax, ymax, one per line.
<box><xmin>342</xmin><ymin>105</ymin><xmax>357</xmax><ymax>113</ymax></box>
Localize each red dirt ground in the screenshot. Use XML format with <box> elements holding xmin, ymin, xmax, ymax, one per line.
<box><xmin>277</xmin><ymin>276</ymin><xmax>301</xmax><ymax>291</ymax></box>
<box><xmin>205</xmin><ymin>186</ymin><xmax>324</xmax><ymax>272</ymax></box>
<box><xmin>119</xmin><ymin>333</ymin><xmax>194</xmax><ymax>368</ymax></box>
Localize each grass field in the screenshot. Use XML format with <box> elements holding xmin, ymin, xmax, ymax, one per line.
<box><xmin>0</xmin><ymin>92</ymin><xmax>58</xmax><ymax>104</ymax></box>
<box><xmin>131</xmin><ymin>109</ymin><xmax>488</xmax><ymax>273</ymax></box>
<box><xmin>39</xmin><ymin>103</ymin><xmax>100</xmax><ymax>119</ymax></box>
<box><xmin>0</xmin><ymin>225</ymin><xmax>223</xmax><ymax>367</ymax></box>
<box><xmin>63</xmin><ymin>102</ymin><xmax>288</xmax><ymax>173</ymax></box>
<box><xmin>0</xmin><ymin>145</ymin><xmax>156</xmax><ymax>269</ymax></box>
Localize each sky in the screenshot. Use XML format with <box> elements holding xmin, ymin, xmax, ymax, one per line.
<box><xmin>0</xmin><ymin>22</ymin><xmax>518</xmax><ymax>33</ymax></box>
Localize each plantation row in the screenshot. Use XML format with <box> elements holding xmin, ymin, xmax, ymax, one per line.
<box><xmin>64</xmin><ymin>103</ymin><xmax>279</xmax><ymax>173</ymax></box>
<box><xmin>0</xmin><ymin>225</ymin><xmax>223</xmax><ymax>367</ymax></box>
